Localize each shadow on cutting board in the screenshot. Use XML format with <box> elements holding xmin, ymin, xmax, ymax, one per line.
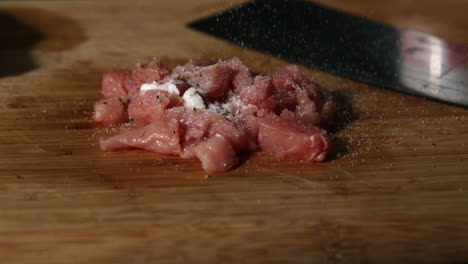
<box><xmin>326</xmin><ymin>91</ymin><xmax>357</xmax><ymax>161</ymax></box>
<box><xmin>0</xmin><ymin>11</ymin><xmax>42</xmax><ymax>78</ymax></box>
<box><xmin>0</xmin><ymin>7</ymin><xmax>87</xmax><ymax>78</ymax></box>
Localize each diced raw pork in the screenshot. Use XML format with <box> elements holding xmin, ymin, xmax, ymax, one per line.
<box><xmin>127</xmin><ymin>59</ymin><xmax>171</xmax><ymax>98</ymax></box>
<box><xmin>172</xmin><ymin>63</ymin><xmax>234</xmax><ymax>100</ymax></box>
<box><xmin>100</xmin><ymin>118</ymin><xmax>182</xmax><ymax>155</ymax></box>
<box><xmin>94</xmin><ymin>57</ymin><xmax>337</xmax><ymax>173</ymax></box>
<box><xmin>127</xmin><ymin>90</ymin><xmax>182</xmax><ymax>127</ymax></box>
<box><xmin>257</xmin><ymin>115</ymin><xmax>330</xmax><ymax>162</ymax></box>
<box><xmin>194</xmin><ymin>134</ymin><xmax>237</xmax><ymax>173</ymax></box>
<box><xmin>93</xmin><ymin>97</ymin><xmax>128</xmax><ymax>127</ymax></box>
<box><xmin>165</xmin><ymin>107</ymin><xmax>256</xmax><ymax>156</ymax></box>
<box><xmin>273</xmin><ymin>64</ymin><xmax>335</xmax><ymax>124</ymax></box>
<box><xmin>221</xmin><ymin>57</ymin><xmax>253</xmax><ymax>91</ymax></box>
<box><xmin>238</xmin><ymin>76</ymin><xmax>276</xmax><ymax>111</ymax></box>
<box><xmin>101</xmin><ymin>69</ymin><xmax>132</xmax><ymax>98</ymax></box>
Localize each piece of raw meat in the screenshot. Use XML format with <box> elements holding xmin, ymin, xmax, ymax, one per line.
<box><xmin>93</xmin><ymin>97</ymin><xmax>129</xmax><ymax>127</ymax></box>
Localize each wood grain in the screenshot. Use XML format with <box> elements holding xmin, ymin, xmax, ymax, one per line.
<box><xmin>0</xmin><ymin>0</ymin><xmax>467</xmax><ymax>263</ymax></box>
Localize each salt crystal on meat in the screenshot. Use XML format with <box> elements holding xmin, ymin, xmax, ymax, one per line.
<box><xmin>140</xmin><ymin>80</ymin><xmax>180</xmax><ymax>95</ymax></box>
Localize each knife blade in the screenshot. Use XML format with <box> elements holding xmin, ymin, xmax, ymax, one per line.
<box><xmin>188</xmin><ymin>0</ymin><xmax>468</xmax><ymax>108</ymax></box>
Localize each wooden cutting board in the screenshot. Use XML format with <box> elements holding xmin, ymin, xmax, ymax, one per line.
<box><xmin>1</xmin><ymin>1</ymin><xmax>467</xmax><ymax>263</ymax></box>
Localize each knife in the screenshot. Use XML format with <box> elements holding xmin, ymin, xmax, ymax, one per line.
<box><xmin>188</xmin><ymin>0</ymin><xmax>468</xmax><ymax>108</ymax></box>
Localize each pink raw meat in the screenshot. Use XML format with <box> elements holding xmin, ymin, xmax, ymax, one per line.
<box><xmin>238</xmin><ymin>76</ymin><xmax>276</xmax><ymax>111</ymax></box>
<box><xmin>101</xmin><ymin>69</ymin><xmax>132</xmax><ymax>98</ymax></box>
<box><xmin>194</xmin><ymin>135</ymin><xmax>237</xmax><ymax>173</ymax></box>
<box><xmin>172</xmin><ymin>63</ymin><xmax>234</xmax><ymax>100</ymax></box>
<box><xmin>126</xmin><ymin>59</ymin><xmax>172</xmax><ymax>98</ymax></box>
<box><xmin>165</xmin><ymin>107</ymin><xmax>256</xmax><ymax>157</ymax></box>
<box><xmin>100</xmin><ymin>118</ymin><xmax>182</xmax><ymax>156</ymax></box>
<box><xmin>222</xmin><ymin>57</ymin><xmax>253</xmax><ymax>91</ymax></box>
<box><xmin>93</xmin><ymin>97</ymin><xmax>128</xmax><ymax>127</ymax></box>
<box><xmin>128</xmin><ymin>90</ymin><xmax>183</xmax><ymax>127</ymax></box>
<box><xmin>94</xmin><ymin>57</ymin><xmax>337</xmax><ymax>173</ymax></box>
<box><xmin>273</xmin><ymin>65</ymin><xmax>335</xmax><ymax>124</ymax></box>
<box><xmin>132</xmin><ymin>59</ymin><xmax>171</xmax><ymax>86</ymax></box>
<box><xmin>258</xmin><ymin>116</ymin><xmax>330</xmax><ymax>162</ymax></box>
